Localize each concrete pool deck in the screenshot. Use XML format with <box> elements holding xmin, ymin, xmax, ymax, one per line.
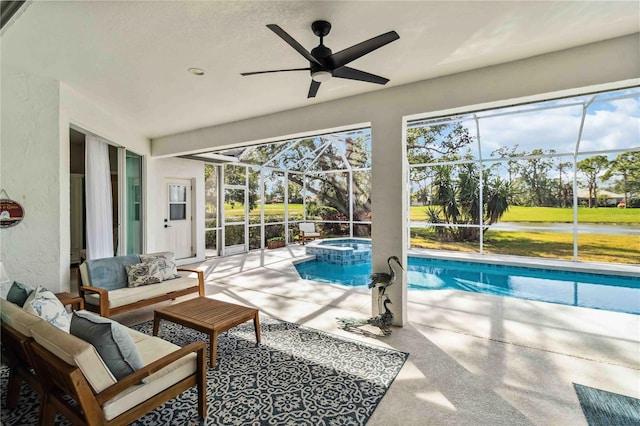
<box><xmin>116</xmin><ymin>245</ymin><xmax>640</xmax><ymax>425</ymax></box>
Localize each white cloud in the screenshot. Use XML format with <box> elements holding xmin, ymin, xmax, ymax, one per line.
<box><xmin>580</xmin><ymin>108</ymin><xmax>640</xmax><ymax>152</ymax></box>
<box><xmin>465</xmin><ymin>95</ymin><xmax>639</xmax><ymax>156</ymax></box>
<box><xmin>477</xmin><ymin>105</ymin><xmax>583</xmax><ymax>156</ymax></box>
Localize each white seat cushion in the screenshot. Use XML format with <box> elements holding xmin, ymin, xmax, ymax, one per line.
<box><xmin>31</xmin><ymin>317</ymin><xmax>198</xmax><ymax>422</ymax></box>
<box><xmin>84</xmin><ymin>274</ymin><xmax>199</xmax><ymax>309</ymax></box>
<box><xmin>299</xmin><ymin>223</ymin><xmax>317</xmax><ymax>234</ymax></box>
<box><xmin>102</xmin><ymin>336</ymin><xmax>197</xmax><ymax>421</ymax></box>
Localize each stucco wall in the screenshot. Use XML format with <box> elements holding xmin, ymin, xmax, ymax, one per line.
<box><xmin>1</xmin><ymin>66</ymin><xmax>64</xmax><ymax>292</ymax></box>
<box><xmin>0</xmin><ymin>71</ymin><xmax>207</xmax><ymax>292</ymax></box>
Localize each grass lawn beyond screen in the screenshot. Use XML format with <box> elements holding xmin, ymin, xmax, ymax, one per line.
<box><xmin>225</xmin><ymin>204</ymin><xmax>638</xmax><ymax>224</ymax></box>
<box><xmin>410</xmin><ymin>205</ymin><xmax>639</xmax><ymax>224</ymax></box>
<box><xmin>218</xmin><ymin>203</ymin><xmax>637</xmax><ymax>264</ymax></box>
<box><xmin>410</xmin><ymin>229</ymin><xmax>639</xmax><ymax>264</ymax></box>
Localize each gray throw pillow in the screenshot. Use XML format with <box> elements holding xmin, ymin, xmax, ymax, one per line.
<box><xmin>125</xmin><ymin>261</ymin><xmax>163</xmax><ymax>287</ymax></box>
<box><xmin>140</xmin><ymin>252</ymin><xmax>179</xmax><ymax>281</ymax></box>
<box><xmin>6</xmin><ymin>281</ymin><xmax>35</xmax><ymax>307</ymax></box>
<box><xmin>70</xmin><ymin>310</ymin><xmax>143</xmax><ymax>380</ymax></box>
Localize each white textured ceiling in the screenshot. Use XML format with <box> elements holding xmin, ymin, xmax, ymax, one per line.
<box><xmin>2</xmin><ymin>1</ymin><xmax>638</xmax><ymax>139</ymax></box>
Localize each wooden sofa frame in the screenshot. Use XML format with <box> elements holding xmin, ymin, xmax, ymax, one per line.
<box><xmin>79</xmin><ymin>267</ymin><xmax>205</xmax><ymax>318</ymax></box>
<box><xmin>28</xmin><ymin>338</ymin><xmax>207</xmax><ymax>426</ymax></box>
<box><xmin>1</xmin><ymin>322</ymin><xmax>42</xmax><ymax>408</ymax></box>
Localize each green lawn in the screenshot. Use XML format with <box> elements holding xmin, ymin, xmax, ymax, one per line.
<box><xmin>225</xmin><ymin>203</ymin><xmax>638</xmax><ymax>224</ymax></box>
<box><xmin>410</xmin><ymin>228</ymin><xmax>640</xmax><ymax>264</ymax></box>
<box><xmin>410</xmin><ymin>205</ymin><xmax>639</xmax><ymax>224</ymax></box>
<box><xmin>221</xmin><ymin>203</ymin><xmax>640</xmax><ymax>228</ymax></box>
<box><xmin>217</xmin><ymin>202</ymin><xmax>637</xmax><ymax>263</ymax></box>
<box><xmin>222</xmin><ymin>203</ymin><xmax>304</xmax><ymax>218</ymax></box>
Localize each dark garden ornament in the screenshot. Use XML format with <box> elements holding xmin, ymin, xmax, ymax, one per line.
<box><xmin>337</xmin><ymin>255</ymin><xmax>403</xmax><ymax>336</ymax></box>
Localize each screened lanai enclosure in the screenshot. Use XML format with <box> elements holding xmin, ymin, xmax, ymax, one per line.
<box><xmin>191</xmin><ymin>128</ymin><xmax>372</xmax><ymax>256</ymax></box>
<box><xmin>191</xmin><ymin>86</ymin><xmax>638</xmax><ymax>264</ymax></box>
<box><xmin>407</xmin><ymin>87</ymin><xmax>639</xmax><ymax>264</ymax></box>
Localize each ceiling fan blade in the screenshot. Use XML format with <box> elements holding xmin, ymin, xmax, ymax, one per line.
<box><xmin>267</xmin><ymin>24</ymin><xmax>322</xmax><ymax>66</ymax></box>
<box><xmin>332</xmin><ymin>66</ymin><xmax>389</xmax><ymax>85</ymax></box>
<box><xmin>241</xmin><ymin>68</ymin><xmax>310</xmax><ymax>76</ymax></box>
<box><xmin>308</xmin><ymin>80</ymin><xmax>321</xmax><ymax>98</ymax></box>
<box><xmin>328</xmin><ymin>31</ymin><xmax>399</xmax><ymax>69</ymax></box>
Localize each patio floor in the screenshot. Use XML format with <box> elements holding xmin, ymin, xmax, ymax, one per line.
<box><xmin>116</xmin><ymin>245</ymin><xmax>640</xmax><ymax>425</ymax></box>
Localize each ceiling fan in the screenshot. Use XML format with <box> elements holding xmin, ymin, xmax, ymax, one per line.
<box><xmin>241</xmin><ymin>20</ymin><xmax>399</xmax><ymax>98</ymax></box>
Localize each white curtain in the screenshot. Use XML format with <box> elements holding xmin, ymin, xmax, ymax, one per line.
<box><xmin>85</xmin><ymin>135</ymin><xmax>114</xmax><ymax>259</ymax></box>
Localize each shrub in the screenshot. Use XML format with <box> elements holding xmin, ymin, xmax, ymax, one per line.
<box><xmin>628</xmin><ymin>197</ymin><xmax>640</xmax><ymax>208</ymax></box>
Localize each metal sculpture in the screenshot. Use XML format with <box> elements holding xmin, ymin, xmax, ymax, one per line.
<box><xmin>337</xmin><ymin>255</ymin><xmax>403</xmax><ymax>336</ymax></box>
<box><xmin>368</xmin><ymin>255</ymin><xmax>403</xmax><ymax>297</ymax></box>
<box><xmin>338</xmin><ymin>297</ymin><xmax>394</xmax><ymax>335</ymax></box>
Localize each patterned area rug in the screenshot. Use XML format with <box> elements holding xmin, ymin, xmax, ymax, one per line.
<box><xmin>574</xmin><ymin>383</ymin><xmax>640</xmax><ymax>426</ymax></box>
<box><xmin>1</xmin><ymin>318</ymin><xmax>407</xmax><ymax>425</ymax></box>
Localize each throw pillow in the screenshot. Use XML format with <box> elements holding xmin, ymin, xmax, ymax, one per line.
<box><xmin>125</xmin><ymin>261</ymin><xmax>163</xmax><ymax>287</ymax></box>
<box><xmin>70</xmin><ymin>310</ymin><xmax>143</xmax><ymax>380</ymax></box>
<box><xmin>140</xmin><ymin>252</ymin><xmax>179</xmax><ymax>281</ymax></box>
<box><xmin>22</xmin><ymin>286</ymin><xmax>71</xmax><ymax>332</ymax></box>
<box><xmin>6</xmin><ymin>281</ymin><xmax>35</xmax><ymax>307</ymax></box>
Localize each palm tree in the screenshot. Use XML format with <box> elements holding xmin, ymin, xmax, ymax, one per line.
<box><xmin>427</xmin><ymin>163</ymin><xmax>510</xmax><ymax>242</ymax></box>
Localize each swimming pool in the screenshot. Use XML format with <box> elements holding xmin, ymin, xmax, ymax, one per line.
<box><xmin>294</xmin><ymin>257</ymin><xmax>640</xmax><ymax>315</ymax></box>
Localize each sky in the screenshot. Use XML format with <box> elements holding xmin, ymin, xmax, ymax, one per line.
<box><xmin>465</xmin><ymin>88</ymin><xmax>640</xmax><ymax>159</ymax></box>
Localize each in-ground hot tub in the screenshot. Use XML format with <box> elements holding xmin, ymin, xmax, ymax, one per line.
<box><xmin>305</xmin><ymin>238</ymin><xmax>371</xmax><ymax>265</ymax></box>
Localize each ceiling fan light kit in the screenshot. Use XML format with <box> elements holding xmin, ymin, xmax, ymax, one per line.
<box><xmin>311</xmin><ymin>70</ymin><xmax>332</xmax><ymax>82</ymax></box>
<box><xmin>241</xmin><ymin>20</ymin><xmax>399</xmax><ymax>98</ymax></box>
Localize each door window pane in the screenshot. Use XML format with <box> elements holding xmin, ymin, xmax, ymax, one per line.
<box><xmin>170</xmin><ymin>185</ymin><xmax>186</xmax><ymax>202</ymax></box>
<box><xmin>170</xmin><ymin>204</ymin><xmax>186</xmax><ymax>220</ymax></box>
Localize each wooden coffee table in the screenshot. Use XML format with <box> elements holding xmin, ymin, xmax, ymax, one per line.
<box><xmin>153</xmin><ymin>297</ymin><xmax>261</xmax><ymax>367</ymax></box>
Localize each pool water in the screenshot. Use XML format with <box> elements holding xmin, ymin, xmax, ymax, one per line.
<box><xmin>294</xmin><ymin>257</ymin><xmax>640</xmax><ymax>315</ymax></box>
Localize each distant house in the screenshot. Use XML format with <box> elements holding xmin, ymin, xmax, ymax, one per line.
<box><xmin>576</xmin><ymin>189</ymin><xmax>625</xmax><ymax>207</ymax></box>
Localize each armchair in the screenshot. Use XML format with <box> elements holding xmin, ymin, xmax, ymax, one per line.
<box><xmin>298</xmin><ymin>222</ymin><xmax>322</xmax><ymax>245</ymax></box>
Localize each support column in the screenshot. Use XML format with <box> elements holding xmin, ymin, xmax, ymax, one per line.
<box><xmin>370</xmin><ymin>114</ymin><xmax>407</xmax><ymax>326</ymax></box>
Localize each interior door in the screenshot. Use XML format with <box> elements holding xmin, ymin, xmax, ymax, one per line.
<box><xmin>164</xmin><ymin>179</ymin><xmax>193</xmax><ymax>259</ymax></box>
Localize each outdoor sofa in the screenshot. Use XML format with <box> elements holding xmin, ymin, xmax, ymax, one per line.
<box><xmin>0</xmin><ymin>295</ymin><xmax>206</xmax><ymax>425</ymax></box>
<box><xmin>79</xmin><ymin>251</ymin><xmax>204</xmax><ymax>318</ymax></box>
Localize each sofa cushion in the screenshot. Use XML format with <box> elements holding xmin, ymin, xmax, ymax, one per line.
<box><xmin>83</xmin><ymin>274</ymin><xmax>200</xmax><ymax>309</ymax></box>
<box><xmin>84</xmin><ymin>254</ymin><xmax>141</xmax><ymax>291</ymax></box>
<box><xmin>125</xmin><ymin>261</ymin><xmax>163</xmax><ymax>287</ymax></box>
<box><xmin>70</xmin><ymin>310</ymin><xmax>143</xmax><ymax>380</ymax></box>
<box><xmin>299</xmin><ymin>222</ymin><xmax>317</xmax><ymax>234</ymax></box>
<box><xmin>30</xmin><ymin>319</ymin><xmax>117</xmax><ymax>393</ymax></box>
<box><xmin>6</xmin><ymin>281</ymin><xmax>34</xmax><ymax>307</ymax></box>
<box><xmin>23</xmin><ymin>286</ymin><xmax>71</xmax><ymax>332</ymax></box>
<box><xmin>0</xmin><ymin>298</ymin><xmax>42</xmax><ymax>336</ymax></box>
<box><xmin>299</xmin><ymin>223</ymin><xmax>321</xmax><ymax>237</ymax></box>
<box><xmin>102</xmin><ymin>336</ymin><xmax>197</xmax><ymax>421</ymax></box>
<box><xmin>140</xmin><ymin>252</ymin><xmax>179</xmax><ymax>281</ymax></box>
